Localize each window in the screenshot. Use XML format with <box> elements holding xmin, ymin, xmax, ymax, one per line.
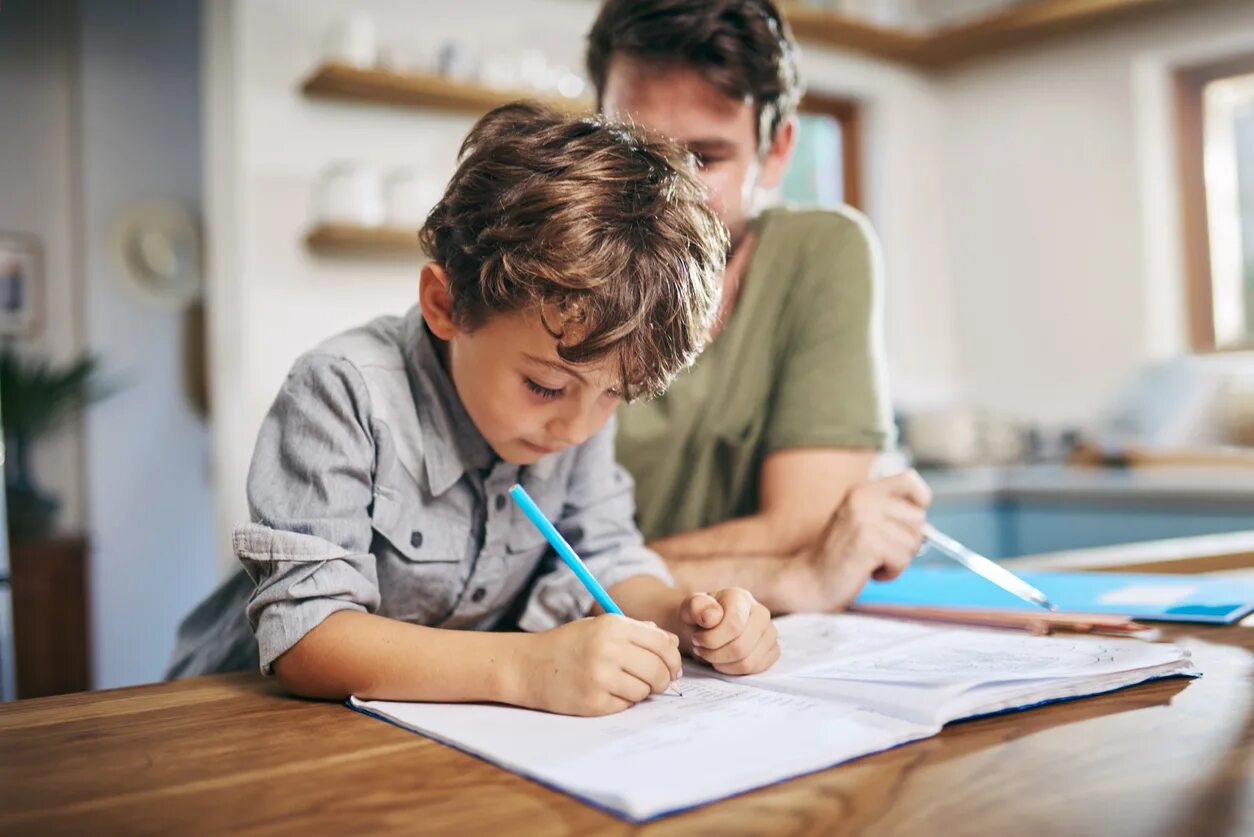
<box><xmin>779</xmin><ymin>93</ymin><xmax>862</xmax><ymax>210</ymax></box>
<box><xmin>1176</xmin><ymin>54</ymin><xmax>1254</xmax><ymax>352</ymax></box>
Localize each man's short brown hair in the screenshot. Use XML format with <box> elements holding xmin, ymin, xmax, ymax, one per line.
<box><xmin>586</xmin><ymin>0</ymin><xmax>803</xmax><ymax>152</ymax></box>
<box><xmin>420</xmin><ymin>102</ymin><xmax>727</xmax><ymax>400</ymax></box>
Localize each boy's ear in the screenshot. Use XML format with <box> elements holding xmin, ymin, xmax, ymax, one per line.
<box><xmin>420</xmin><ymin>262</ymin><xmax>459</xmax><ymax>340</ymax></box>
<box><xmin>758</xmin><ymin>116</ymin><xmax>797</xmax><ymax>191</ymax></box>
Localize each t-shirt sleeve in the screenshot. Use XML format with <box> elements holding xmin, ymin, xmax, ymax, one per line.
<box><xmin>765</xmin><ymin>209</ymin><xmax>895</xmax><ymax>453</ymax></box>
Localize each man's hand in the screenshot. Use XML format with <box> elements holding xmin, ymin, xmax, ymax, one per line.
<box><xmin>778</xmin><ymin>470</ymin><xmax>932</xmax><ymax>612</ymax></box>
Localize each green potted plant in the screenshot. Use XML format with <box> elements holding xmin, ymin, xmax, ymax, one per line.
<box><xmin>1</xmin><ymin>349</ymin><xmax>108</xmax><ymax>540</ymax></box>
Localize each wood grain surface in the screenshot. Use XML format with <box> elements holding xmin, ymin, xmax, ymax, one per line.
<box><xmin>3</xmin><ymin>542</ymin><xmax>1253</xmax><ymax>836</ymax></box>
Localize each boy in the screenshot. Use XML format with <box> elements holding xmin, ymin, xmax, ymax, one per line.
<box><xmin>168</xmin><ymin>103</ymin><xmax>779</xmax><ymax>716</ymax></box>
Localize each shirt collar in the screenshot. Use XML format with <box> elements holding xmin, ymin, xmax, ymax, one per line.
<box><xmin>402</xmin><ymin>305</ymin><xmax>497</xmax><ymax>496</ymax></box>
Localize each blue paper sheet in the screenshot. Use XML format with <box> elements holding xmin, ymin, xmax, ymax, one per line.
<box><xmin>855</xmin><ymin>565</ymin><xmax>1254</xmax><ymax>623</ymax></box>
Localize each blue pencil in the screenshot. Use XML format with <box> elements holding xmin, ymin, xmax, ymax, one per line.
<box><xmin>508</xmin><ymin>484</ymin><xmax>682</xmax><ymax>697</ymax></box>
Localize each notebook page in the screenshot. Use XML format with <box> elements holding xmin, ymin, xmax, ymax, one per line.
<box><xmin>352</xmin><ymin>669</ymin><xmax>931</xmax><ymax>821</ymax></box>
<box><xmin>790</xmin><ymin>626</ymin><xmax>1189</xmax><ymax>685</ymax></box>
<box><xmin>939</xmin><ymin>658</ymin><xmax>1197</xmax><ymax>724</ymax></box>
<box><xmin>734</xmin><ymin>614</ymin><xmax>1195</xmax><ymax>725</ymax></box>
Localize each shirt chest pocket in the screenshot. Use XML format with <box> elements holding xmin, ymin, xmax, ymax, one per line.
<box><xmin>370</xmin><ymin>491</ymin><xmax>471</xmax><ymax>624</ymax></box>
<box><xmin>501</xmin><ymin>484</ymin><xmax>560</xmax><ymax>579</ymax></box>
<box><xmin>505</xmin><ymin>524</ymin><xmax>549</xmax><ymax>562</ymax></box>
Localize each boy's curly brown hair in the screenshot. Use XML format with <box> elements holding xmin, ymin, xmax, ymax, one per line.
<box><xmin>420</xmin><ymin>101</ymin><xmax>727</xmax><ymax>400</ymax></box>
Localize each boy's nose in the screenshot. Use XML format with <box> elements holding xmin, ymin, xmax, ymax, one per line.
<box><xmin>547</xmin><ymin>417</ymin><xmax>588</xmax><ymax>448</ymax></box>
<box><xmin>548</xmin><ymin>405</ymin><xmax>598</xmax><ymax>448</ymax></box>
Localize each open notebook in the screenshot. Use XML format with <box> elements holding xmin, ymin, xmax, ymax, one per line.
<box><xmin>351</xmin><ymin>614</ymin><xmax>1196</xmax><ymax>822</ymax></box>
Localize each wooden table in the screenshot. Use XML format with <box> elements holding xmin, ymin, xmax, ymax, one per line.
<box><xmin>4</xmin><ymin>534</ymin><xmax>1254</xmax><ymax>836</ymax></box>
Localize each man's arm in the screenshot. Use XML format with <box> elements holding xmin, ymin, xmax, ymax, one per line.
<box><xmin>650</xmin><ymin>209</ymin><xmax>910</xmax><ymax>610</ymax></box>
<box><xmin>648</xmin><ymin>447</ymin><xmax>874</xmax><ymax>560</ymax></box>
<box><xmin>655</xmin><ymin>468</ymin><xmax>932</xmax><ymax>613</ymax></box>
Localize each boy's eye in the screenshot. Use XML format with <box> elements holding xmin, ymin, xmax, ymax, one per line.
<box><xmin>524</xmin><ymin>377</ymin><xmax>563</xmax><ymax>400</ymax></box>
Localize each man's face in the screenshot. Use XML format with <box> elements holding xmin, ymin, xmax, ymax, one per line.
<box><xmin>442</xmin><ymin>307</ymin><xmax>624</xmax><ymax>466</ymax></box>
<box><xmin>601</xmin><ymin>54</ymin><xmax>792</xmax><ymax>247</ymax></box>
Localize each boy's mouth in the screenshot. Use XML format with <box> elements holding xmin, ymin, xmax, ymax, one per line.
<box><xmin>520</xmin><ymin>439</ymin><xmax>562</xmax><ymax>457</ymax></box>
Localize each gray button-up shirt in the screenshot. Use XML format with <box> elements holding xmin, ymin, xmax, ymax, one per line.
<box><xmin>167</xmin><ymin>305</ymin><xmax>670</xmax><ymax>678</ymax></box>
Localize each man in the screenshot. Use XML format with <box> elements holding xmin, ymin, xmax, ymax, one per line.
<box><xmin>587</xmin><ymin>0</ymin><xmax>932</xmax><ymax>612</ymax></box>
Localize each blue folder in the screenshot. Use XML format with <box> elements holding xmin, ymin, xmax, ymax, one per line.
<box><xmin>855</xmin><ymin>565</ymin><xmax>1254</xmax><ymax>623</ymax></box>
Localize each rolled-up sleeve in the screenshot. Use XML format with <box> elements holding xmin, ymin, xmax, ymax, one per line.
<box><xmin>237</xmin><ymin>353</ymin><xmax>379</xmax><ymax>672</ymax></box>
<box><xmin>236</xmin><ymin>525</ymin><xmax>380</xmax><ymax>671</ymax></box>
<box><xmin>518</xmin><ymin>417</ymin><xmax>673</xmax><ymax>632</ymax></box>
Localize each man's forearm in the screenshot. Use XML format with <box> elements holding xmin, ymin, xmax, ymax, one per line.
<box><xmin>663</xmin><ymin>551</ymin><xmax>804</xmax><ymax>613</ymax></box>
<box><xmin>649</xmin><ymin>512</ymin><xmax>812</xmax><ymax>562</ymax></box>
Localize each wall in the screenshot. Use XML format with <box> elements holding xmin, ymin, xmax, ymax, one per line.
<box><xmin>0</xmin><ymin>0</ymin><xmax>85</xmax><ymax>534</ymax></box>
<box><xmin>78</xmin><ymin>0</ymin><xmax>216</xmax><ymax>688</ymax></box>
<box><xmin>938</xmin><ymin>0</ymin><xmax>1254</xmax><ymax>427</ymax></box>
<box><xmin>802</xmin><ymin>47</ymin><xmax>959</xmax><ymax>409</ymax></box>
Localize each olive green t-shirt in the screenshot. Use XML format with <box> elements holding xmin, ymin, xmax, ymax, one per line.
<box><xmin>615</xmin><ymin>206</ymin><xmax>894</xmax><ymax>542</ymax></box>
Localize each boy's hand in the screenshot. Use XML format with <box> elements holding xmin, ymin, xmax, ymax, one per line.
<box><xmin>681</xmin><ymin>588</ymin><xmax>779</xmax><ymax>676</ymax></box>
<box><xmin>516</xmin><ymin>615</ymin><xmax>682</xmax><ymax>717</ymax></box>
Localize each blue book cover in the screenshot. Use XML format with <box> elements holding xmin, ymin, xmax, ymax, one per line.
<box><xmin>855</xmin><ymin>565</ymin><xmax>1254</xmax><ymax>623</ymax></box>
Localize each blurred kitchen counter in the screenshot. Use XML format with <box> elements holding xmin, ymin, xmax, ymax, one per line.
<box><xmin>920</xmin><ymin>464</ymin><xmax>1253</xmax><ymax>559</ymax></box>
<box><xmin>923</xmin><ymin>463</ymin><xmax>1254</xmax><ymax>507</ymax></box>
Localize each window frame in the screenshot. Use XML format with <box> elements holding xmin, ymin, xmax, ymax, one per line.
<box><xmin>797</xmin><ymin>92</ymin><xmax>863</xmax><ymax>211</ymax></box>
<box><xmin>1174</xmin><ymin>52</ymin><xmax>1254</xmax><ymax>353</ymax></box>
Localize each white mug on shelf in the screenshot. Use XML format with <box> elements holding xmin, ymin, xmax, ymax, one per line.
<box><xmin>385</xmin><ymin>169</ymin><xmax>441</xmax><ymax>229</ymax></box>
<box><xmin>481</xmin><ymin>54</ymin><xmax>521</xmax><ymax>92</ymax></box>
<box><xmin>315</xmin><ymin>162</ymin><xmax>386</xmax><ymax>228</ymax></box>
<box><xmin>436</xmin><ymin>41</ymin><xmax>480</xmax><ymax>82</ymax></box>
<box><xmin>325</xmin><ymin>12</ymin><xmax>377</xmax><ymax>69</ymax></box>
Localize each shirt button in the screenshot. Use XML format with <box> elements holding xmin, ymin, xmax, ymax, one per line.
<box><xmin>495</xmin><ymin>494</ymin><xmax>507</xmax><ymax>511</ymax></box>
<box><xmin>410</xmin><ymin>531</ymin><xmax>423</xmax><ymax>548</ymax></box>
<box><xmin>471</xmin><ymin>586</ymin><xmax>488</xmax><ymax>603</ymax></box>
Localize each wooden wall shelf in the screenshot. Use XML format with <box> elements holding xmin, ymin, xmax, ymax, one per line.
<box><xmin>783</xmin><ymin>6</ymin><xmax>928</xmax><ymax>64</ymax></box>
<box><xmin>301</xmin><ymin>63</ymin><xmax>591</xmax><ymax>117</ymax></box>
<box><xmin>783</xmin><ymin>0</ymin><xmax>1210</xmax><ymax>69</ymax></box>
<box><xmin>305</xmin><ymin>224</ymin><xmax>425</xmax><ymax>257</ymax></box>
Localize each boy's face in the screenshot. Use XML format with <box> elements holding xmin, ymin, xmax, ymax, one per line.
<box><xmin>421</xmin><ymin>265</ymin><xmax>624</xmax><ymax>465</ymax></box>
<box><xmin>600</xmin><ymin>54</ymin><xmax>794</xmax><ymax>249</ymax></box>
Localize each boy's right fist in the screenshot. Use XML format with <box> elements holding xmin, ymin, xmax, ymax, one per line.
<box><xmin>515</xmin><ymin>615</ymin><xmax>682</xmax><ymax>716</ymax></box>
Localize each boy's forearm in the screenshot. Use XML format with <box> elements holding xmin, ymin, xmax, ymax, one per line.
<box><xmin>605</xmin><ymin>575</ymin><xmax>688</xmax><ymax>641</ymax></box>
<box><xmin>272</xmin><ymin>610</ymin><xmax>531</xmax><ymax>703</ymax></box>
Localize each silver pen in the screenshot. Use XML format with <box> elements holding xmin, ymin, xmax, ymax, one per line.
<box><xmin>922</xmin><ymin>524</ymin><xmax>1060</xmax><ymax>612</ymax></box>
